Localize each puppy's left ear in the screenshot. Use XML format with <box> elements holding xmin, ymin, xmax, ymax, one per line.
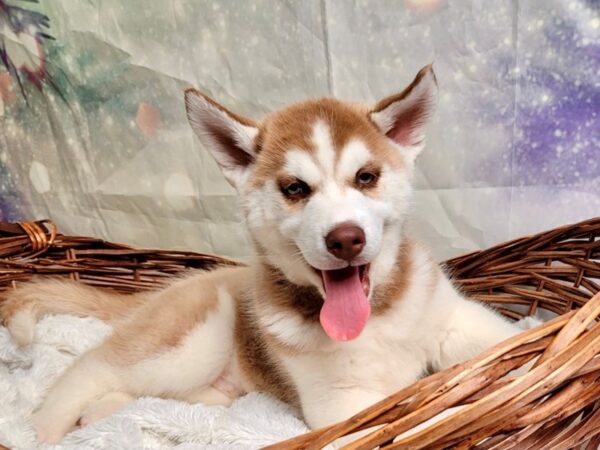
<box><xmin>369</xmin><ymin>65</ymin><xmax>438</xmax><ymax>160</ymax></box>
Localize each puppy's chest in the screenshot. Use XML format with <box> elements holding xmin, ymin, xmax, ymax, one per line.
<box><xmin>286</xmin><ymin>322</ymin><xmax>428</xmax><ymax>393</ymax></box>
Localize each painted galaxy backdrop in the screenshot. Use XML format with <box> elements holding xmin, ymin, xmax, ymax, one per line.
<box><xmin>0</xmin><ymin>0</ymin><xmax>598</xmax><ymax>258</ymax></box>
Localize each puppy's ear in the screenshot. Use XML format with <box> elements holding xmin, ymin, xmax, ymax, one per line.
<box><xmin>369</xmin><ymin>65</ymin><xmax>438</xmax><ymax>161</ymax></box>
<box><xmin>185</xmin><ymin>89</ymin><xmax>259</xmax><ymax>188</ymax></box>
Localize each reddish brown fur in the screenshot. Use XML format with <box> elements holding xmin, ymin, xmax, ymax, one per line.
<box><xmin>106</xmin><ymin>267</ymin><xmax>249</xmax><ymax>364</ymax></box>
<box><xmin>250</xmin><ymin>99</ymin><xmax>404</xmax><ymax>187</ymax></box>
<box><xmin>255</xmin><ymin>264</ymin><xmax>322</xmax><ymax>323</ymax></box>
<box><xmin>371</xmin><ymin>64</ymin><xmax>436</xmax><ymax>113</ymax></box>
<box><xmin>0</xmin><ymin>278</ymin><xmax>146</xmax><ymax>326</ymax></box>
<box><xmin>370</xmin><ymin>240</ymin><xmax>414</xmax><ymax>315</ymax></box>
<box><xmin>235</xmin><ymin>287</ymin><xmax>301</xmax><ymax>408</ymax></box>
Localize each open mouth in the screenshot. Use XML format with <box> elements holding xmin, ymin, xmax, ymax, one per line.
<box><xmin>319</xmin><ymin>264</ymin><xmax>370</xmax><ymax>296</ymax></box>
<box><xmin>316</xmin><ymin>264</ymin><xmax>371</xmax><ymax>342</ymax></box>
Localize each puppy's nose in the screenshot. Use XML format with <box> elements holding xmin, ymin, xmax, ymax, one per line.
<box><xmin>325</xmin><ymin>223</ymin><xmax>366</xmax><ymax>262</ymax></box>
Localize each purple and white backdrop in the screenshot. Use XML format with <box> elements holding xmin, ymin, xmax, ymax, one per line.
<box><xmin>0</xmin><ymin>0</ymin><xmax>598</xmax><ymax>260</ymax></box>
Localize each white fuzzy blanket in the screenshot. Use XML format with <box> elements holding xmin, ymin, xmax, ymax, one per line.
<box><xmin>0</xmin><ymin>315</ymin><xmax>310</xmax><ymax>450</ymax></box>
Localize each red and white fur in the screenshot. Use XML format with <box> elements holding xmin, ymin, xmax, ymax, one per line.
<box><xmin>0</xmin><ymin>65</ymin><xmax>523</xmax><ymax>444</ymax></box>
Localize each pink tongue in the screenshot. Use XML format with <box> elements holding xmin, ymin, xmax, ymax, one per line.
<box><xmin>320</xmin><ymin>267</ymin><xmax>371</xmax><ymax>341</ymax></box>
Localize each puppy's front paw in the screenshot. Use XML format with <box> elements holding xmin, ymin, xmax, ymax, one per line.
<box><xmin>32</xmin><ymin>410</ymin><xmax>66</xmax><ymax>444</ymax></box>
<box><xmin>515</xmin><ymin>316</ymin><xmax>543</xmax><ymax>331</ymax></box>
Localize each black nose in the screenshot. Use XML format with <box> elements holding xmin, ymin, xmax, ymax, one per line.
<box><xmin>325</xmin><ymin>223</ymin><xmax>366</xmax><ymax>262</ymax></box>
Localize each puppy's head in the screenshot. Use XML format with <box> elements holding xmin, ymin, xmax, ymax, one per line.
<box><xmin>185</xmin><ymin>66</ymin><xmax>437</xmax><ymax>341</ymax></box>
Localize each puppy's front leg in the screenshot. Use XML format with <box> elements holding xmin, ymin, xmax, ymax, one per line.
<box><xmin>301</xmin><ymin>387</ymin><xmax>384</xmax><ymax>448</ymax></box>
<box><xmin>302</xmin><ymin>387</ymin><xmax>383</xmax><ymax>428</ymax></box>
<box><xmin>433</xmin><ymin>296</ymin><xmax>521</xmax><ymax>371</ymax></box>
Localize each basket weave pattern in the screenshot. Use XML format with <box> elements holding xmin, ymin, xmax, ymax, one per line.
<box><xmin>1</xmin><ymin>218</ymin><xmax>599</xmax><ymax>449</ymax></box>
<box><xmin>0</xmin><ymin>221</ymin><xmax>238</xmax><ymax>294</ymax></box>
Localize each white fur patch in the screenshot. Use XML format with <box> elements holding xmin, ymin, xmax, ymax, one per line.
<box><xmin>312</xmin><ymin>120</ymin><xmax>335</xmax><ymax>179</ymax></box>
<box><xmin>8</xmin><ymin>309</ymin><xmax>36</xmax><ymax>347</ymax></box>
<box><xmin>259</xmin><ymin>309</ymin><xmax>325</xmax><ymax>350</ymax></box>
<box><xmin>337</xmin><ymin>139</ymin><xmax>372</xmax><ymax>181</ymax></box>
<box><xmin>283</xmin><ymin>150</ymin><xmax>322</xmax><ymax>186</ymax></box>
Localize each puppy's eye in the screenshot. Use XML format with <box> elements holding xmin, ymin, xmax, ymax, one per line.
<box><xmin>356</xmin><ymin>169</ymin><xmax>379</xmax><ymax>187</ymax></box>
<box><xmin>281</xmin><ymin>180</ymin><xmax>311</xmax><ymax>200</ymax></box>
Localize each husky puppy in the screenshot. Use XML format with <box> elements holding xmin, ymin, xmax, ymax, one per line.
<box><xmin>1</xmin><ymin>65</ymin><xmax>522</xmax><ymax>444</ymax></box>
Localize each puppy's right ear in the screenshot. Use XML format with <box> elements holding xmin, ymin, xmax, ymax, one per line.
<box><xmin>185</xmin><ymin>89</ymin><xmax>259</xmax><ymax>188</ymax></box>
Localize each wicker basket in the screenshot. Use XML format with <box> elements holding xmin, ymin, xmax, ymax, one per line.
<box><xmin>1</xmin><ymin>218</ymin><xmax>599</xmax><ymax>449</ymax></box>
<box><xmin>0</xmin><ymin>220</ymin><xmax>239</xmax><ymax>293</ymax></box>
